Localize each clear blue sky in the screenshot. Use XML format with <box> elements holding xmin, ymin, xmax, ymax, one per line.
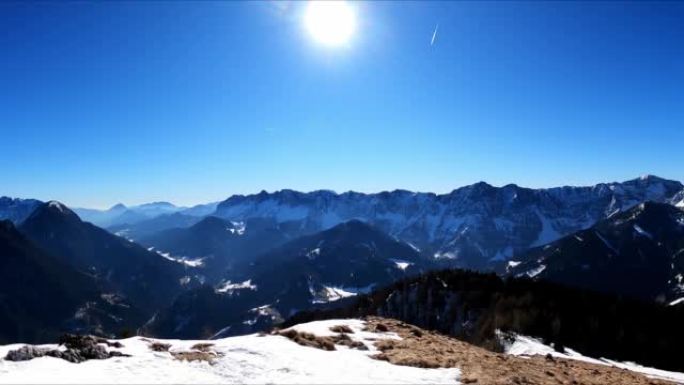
<box><xmin>1</xmin><ymin>1</ymin><xmax>683</xmax><ymax>208</ymax></box>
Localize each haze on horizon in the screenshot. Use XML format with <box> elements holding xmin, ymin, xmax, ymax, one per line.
<box><xmin>1</xmin><ymin>1</ymin><xmax>683</xmax><ymax>208</ymax></box>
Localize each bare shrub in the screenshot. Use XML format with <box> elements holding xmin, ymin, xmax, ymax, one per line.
<box><xmin>329</xmin><ymin>325</ymin><xmax>354</xmax><ymax>334</ymax></box>
<box><xmin>278</xmin><ymin>329</ymin><xmax>336</xmax><ymax>351</ymax></box>
<box><xmin>374</xmin><ymin>323</ymin><xmax>389</xmax><ymax>332</ymax></box>
<box><xmin>171</xmin><ymin>351</ymin><xmax>216</xmax><ymax>363</ymax></box>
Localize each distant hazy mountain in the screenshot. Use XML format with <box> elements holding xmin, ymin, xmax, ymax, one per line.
<box><xmin>19</xmin><ymin>201</ymin><xmax>194</xmax><ymax>313</ymax></box>
<box><xmin>74</xmin><ymin>200</ymin><xmax>220</xmax><ymax>230</ymax></box>
<box><xmin>180</xmin><ymin>201</ymin><xmax>220</xmax><ymax>217</ymax></box>
<box><xmin>143</xmin><ymin>220</ymin><xmax>430</xmax><ymax>338</ymax></box>
<box><xmin>71</xmin><ymin>203</ymin><xmax>128</xmax><ymax>227</ymax></box>
<box><xmin>108</xmin><ymin>212</ymin><xmax>203</xmax><ymax>241</ymax></box>
<box><xmin>507</xmin><ymin>202</ymin><xmax>684</xmax><ymax>304</ymax></box>
<box><xmin>212</xmin><ymin>175</ymin><xmax>683</xmax><ymax>270</ymax></box>
<box><xmin>0</xmin><ymin>220</ymin><xmax>142</xmax><ymax>343</ymax></box>
<box><xmin>0</xmin><ymin>197</ymin><xmax>42</xmax><ymax>225</ymax></box>
<box><xmin>74</xmin><ymin>201</ymin><xmax>185</xmax><ymax>228</ymax></box>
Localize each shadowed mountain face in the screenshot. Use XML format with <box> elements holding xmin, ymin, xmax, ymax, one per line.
<box><xmin>0</xmin><ymin>220</ymin><xmax>143</xmax><ymax>343</ymax></box>
<box><xmin>211</xmin><ymin>176</ymin><xmax>683</xmax><ymax>270</ymax></box>
<box><xmin>137</xmin><ymin>216</ymin><xmax>291</xmax><ymax>282</ymax></box>
<box><xmin>18</xmin><ymin>202</ymin><xmax>191</xmax><ymax>313</ymax></box>
<box><xmin>143</xmin><ymin>220</ymin><xmax>431</xmax><ymax>339</ymax></box>
<box><xmin>507</xmin><ymin>202</ymin><xmax>684</xmax><ymax>303</ymax></box>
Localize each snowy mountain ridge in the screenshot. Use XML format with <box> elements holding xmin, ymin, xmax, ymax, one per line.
<box><xmin>214</xmin><ymin>176</ymin><xmax>683</xmax><ymax>269</ymax></box>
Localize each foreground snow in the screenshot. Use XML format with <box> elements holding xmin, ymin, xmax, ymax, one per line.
<box><xmin>0</xmin><ymin>319</ymin><xmax>460</xmax><ymax>384</ymax></box>
<box><xmin>503</xmin><ymin>332</ymin><xmax>684</xmax><ymax>384</ymax></box>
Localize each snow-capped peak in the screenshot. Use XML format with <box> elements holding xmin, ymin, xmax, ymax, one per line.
<box><xmin>47</xmin><ymin>200</ymin><xmax>67</xmax><ymax>213</ymax></box>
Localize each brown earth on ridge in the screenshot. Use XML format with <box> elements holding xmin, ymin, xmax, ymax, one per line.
<box><xmin>363</xmin><ymin>317</ymin><xmax>674</xmax><ymax>385</ymax></box>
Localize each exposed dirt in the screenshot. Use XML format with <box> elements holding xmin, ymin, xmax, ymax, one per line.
<box><xmin>364</xmin><ymin>317</ymin><xmax>674</xmax><ymax>385</ymax></box>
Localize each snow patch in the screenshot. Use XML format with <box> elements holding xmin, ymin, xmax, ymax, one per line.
<box><xmin>669</xmin><ymin>297</ymin><xmax>684</xmax><ymax>306</ymax></box>
<box><xmin>524</xmin><ymin>264</ymin><xmax>546</xmax><ymax>278</ymax></box>
<box><xmin>594</xmin><ymin>231</ymin><xmax>618</xmax><ymax>254</ymax></box>
<box><xmin>148</xmin><ymin>247</ymin><xmax>204</xmax><ymax>267</ymax></box>
<box><xmin>311</xmin><ymin>284</ymin><xmax>374</xmax><ymax>304</ymax></box>
<box><xmin>216</xmin><ymin>280</ymin><xmax>257</xmax><ymax>294</ymax></box>
<box><xmin>633</xmin><ymin>224</ymin><xmax>653</xmax><ymax>239</ymax></box>
<box><xmin>530</xmin><ymin>211</ymin><xmax>562</xmax><ymax>247</ymax></box>
<box><xmin>407</xmin><ymin>242</ymin><xmax>421</xmax><ymax>252</ymax></box>
<box><xmin>390</xmin><ymin>259</ymin><xmax>412</xmax><ymax>271</ymax></box>
<box><xmin>227</xmin><ymin>221</ymin><xmax>246</xmax><ymax>235</ymax></box>
<box><xmin>47</xmin><ymin>201</ymin><xmax>67</xmax><ymax>213</ymax></box>
<box><xmin>305</xmin><ymin>248</ymin><xmax>321</xmax><ymax>259</ymax></box>
<box><xmin>501</xmin><ymin>331</ymin><xmax>684</xmax><ymax>384</ymax></box>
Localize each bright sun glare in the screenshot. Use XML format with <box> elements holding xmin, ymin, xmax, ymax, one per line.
<box><xmin>304</xmin><ymin>1</ymin><xmax>356</xmax><ymax>47</ymax></box>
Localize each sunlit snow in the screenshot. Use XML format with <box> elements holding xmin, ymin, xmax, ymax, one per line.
<box><xmin>0</xmin><ymin>319</ymin><xmax>460</xmax><ymax>384</ymax></box>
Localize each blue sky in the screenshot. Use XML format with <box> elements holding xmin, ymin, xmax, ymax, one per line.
<box><xmin>1</xmin><ymin>1</ymin><xmax>683</xmax><ymax>208</ymax></box>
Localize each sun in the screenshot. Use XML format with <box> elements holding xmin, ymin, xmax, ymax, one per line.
<box><xmin>304</xmin><ymin>1</ymin><xmax>356</xmax><ymax>47</ymax></box>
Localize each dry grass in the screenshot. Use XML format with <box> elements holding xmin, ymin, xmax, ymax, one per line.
<box><xmin>364</xmin><ymin>317</ymin><xmax>675</xmax><ymax>385</ymax></box>
<box><xmin>329</xmin><ymin>325</ymin><xmax>354</xmax><ymax>334</ymax></box>
<box><xmin>191</xmin><ymin>343</ymin><xmax>214</xmax><ymax>352</ymax></box>
<box><xmin>373</xmin><ymin>322</ymin><xmax>389</xmax><ymax>332</ymax></box>
<box><xmin>278</xmin><ymin>329</ymin><xmax>336</xmax><ymax>351</ymax></box>
<box><xmin>171</xmin><ymin>351</ymin><xmax>217</xmax><ymax>363</ymax></box>
<box><xmin>278</xmin><ymin>328</ymin><xmax>368</xmax><ymax>351</ymax></box>
<box><xmin>148</xmin><ymin>342</ymin><xmax>171</xmax><ymax>352</ymax></box>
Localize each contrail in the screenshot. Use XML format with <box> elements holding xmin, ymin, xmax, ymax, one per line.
<box><xmin>430</xmin><ymin>24</ymin><xmax>439</xmax><ymax>46</ymax></box>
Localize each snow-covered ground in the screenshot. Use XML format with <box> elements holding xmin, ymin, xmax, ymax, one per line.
<box><xmin>0</xmin><ymin>319</ymin><xmax>460</xmax><ymax>384</ymax></box>
<box><xmin>502</xmin><ymin>332</ymin><xmax>684</xmax><ymax>384</ymax></box>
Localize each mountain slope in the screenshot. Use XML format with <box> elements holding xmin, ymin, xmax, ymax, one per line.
<box><xmin>19</xmin><ymin>202</ymin><xmax>192</xmax><ymax>313</ymax></box>
<box><xmin>213</xmin><ymin>176</ymin><xmax>683</xmax><ymax>270</ymax></box>
<box><xmin>507</xmin><ymin>202</ymin><xmax>684</xmax><ymax>303</ymax></box>
<box><xmin>0</xmin><ymin>220</ymin><xmax>142</xmax><ymax>343</ymax></box>
<box><xmin>143</xmin><ymin>220</ymin><xmax>431</xmax><ymax>338</ymax></box>
<box><xmin>138</xmin><ymin>216</ymin><xmax>290</xmax><ymax>281</ymax></box>
<box><xmin>0</xmin><ymin>197</ymin><xmax>42</xmax><ymax>224</ymax></box>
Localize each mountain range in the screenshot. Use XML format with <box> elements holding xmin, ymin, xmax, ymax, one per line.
<box><xmin>2</xmin><ymin>175</ymin><xmax>684</xmax><ymax>343</ymax></box>
<box><xmin>73</xmin><ymin>201</ymin><xmax>219</xmax><ymax>229</ymax></box>
<box><xmin>210</xmin><ymin>175</ymin><xmax>683</xmax><ymax>270</ymax></box>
